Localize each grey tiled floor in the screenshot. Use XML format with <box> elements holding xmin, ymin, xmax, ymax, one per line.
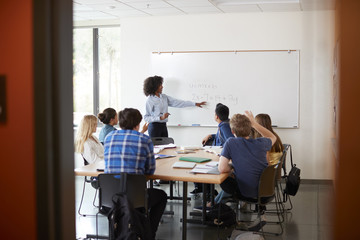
<box><xmin>75</xmin><ymin>178</ymin><xmax>334</xmax><ymax>240</ymax></box>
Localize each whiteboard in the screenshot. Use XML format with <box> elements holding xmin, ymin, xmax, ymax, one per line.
<box><xmin>151</xmin><ymin>51</ymin><xmax>299</xmax><ymax>128</ymax></box>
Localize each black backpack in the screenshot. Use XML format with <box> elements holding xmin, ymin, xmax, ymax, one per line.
<box><xmin>206</xmin><ymin>203</ymin><xmax>236</xmax><ymax>227</ymax></box>
<box><xmin>107</xmin><ymin>193</ymin><xmax>151</xmax><ymax>240</ymax></box>
<box><xmin>285</xmin><ymin>164</ymin><xmax>301</xmax><ymax>196</ymax></box>
<box><xmin>284</xmin><ymin>145</ymin><xmax>301</xmax><ymax>197</ymax></box>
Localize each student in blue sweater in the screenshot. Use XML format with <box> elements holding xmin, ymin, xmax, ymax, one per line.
<box><xmin>202</xmin><ymin>103</ymin><xmax>234</xmax><ymax>147</ymax></box>
<box><xmin>191</xmin><ymin>103</ymin><xmax>234</xmax><ymax>195</ymax></box>
<box><xmin>98</xmin><ymin>108</ymin><xmax>118</xmax><ymax>144</ymax></box>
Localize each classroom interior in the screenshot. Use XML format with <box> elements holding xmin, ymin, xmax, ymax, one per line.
<box><xmin>1</xmin><ymin>0</ymin><xmax>360</xmax><ymax>239</ymax></box>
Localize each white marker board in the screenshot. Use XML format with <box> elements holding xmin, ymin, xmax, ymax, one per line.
<box><xmin>151</xmin><ymin>51</ymin><xmax>299</xmax><ymax>128</ymax></box>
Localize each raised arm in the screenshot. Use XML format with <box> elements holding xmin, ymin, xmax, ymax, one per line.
<box><xmin>245</xmin><ymin>111</ymin><xmax>276</xmax><ymax>146</ymax></box>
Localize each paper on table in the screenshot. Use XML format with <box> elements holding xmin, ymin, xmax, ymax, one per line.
<box><xmin>190</xmin><ymin>164</ymin><xmax>220</xmax><ymax>174</ymax></box>
<box><xmin>203</xmin><ymin>146</ymin><xmax>222</xmax><ymax>156</ymax></box>
<box><xmin>180</xmin><ymin>146</ymin><xmax>202</xmax><ymax>150</ymax></box>
<box><xmin>205</xmin><ymin>161</ymin><xmax>219</xmax><ymax>167</ymax></box>
<box><xmin>154</xmin><ymin>143</ymin><xmax>176</xmax><ymax>154</ymax></box>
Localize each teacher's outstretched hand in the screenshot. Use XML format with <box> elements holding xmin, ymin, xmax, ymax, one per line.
<box><xmin>196</xmin><ymin>101</ymin><xmax>207</xmax><ymax>108</ymax></box>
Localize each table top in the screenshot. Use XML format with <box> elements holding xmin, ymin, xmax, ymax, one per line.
<box><xmin>74</xmin><ymin>147</ymin><xmax>228</xmax><ymax>184</ymax></box>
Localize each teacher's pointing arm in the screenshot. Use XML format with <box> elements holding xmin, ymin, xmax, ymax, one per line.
<box><xmin>166</xmin><ymin>94</ymin><xmax>206</xmax><ymax>108</ymax></box>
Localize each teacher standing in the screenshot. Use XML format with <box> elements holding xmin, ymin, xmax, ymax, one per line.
<box><xmin>144</xmin><ymin>75</ymin><xmax>206</xmax><ymax>138</ymax></box>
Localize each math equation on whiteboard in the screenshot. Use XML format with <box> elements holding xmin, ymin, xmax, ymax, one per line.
<box><xmin>191</xmin><ymin>93</ymin><xmax>239</xmax><ymax>105</ymax></box>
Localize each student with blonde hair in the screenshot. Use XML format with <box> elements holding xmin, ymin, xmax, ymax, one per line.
<box><xmin>75</xmin><ymin>115</ymin><xmax>104</xmax><ymax>164</ymax></box>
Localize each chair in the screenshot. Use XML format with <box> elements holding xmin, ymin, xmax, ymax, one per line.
<box><xmin>77</xmin><ymin>155</ymin><xmax>99</xmax><ymax>217</ymax></box>
<box><xmin>236</xmin><ymin>163</ymin><xmax>283</xmax><ymax>236</ymax></box>
<box><xmin>86</xmin><ymin>173</ymin><xmax>148</xmax><ymax>239</ymax></box>
<box><xmin>151</xmin><ymin>137</ymin><xmax>174</xmax><ymax>145</ymax></box>
<box><xmin>264</xmin><ymin>145</ymin><xmax>289</xmax><ymax>221</ymax></box>
<box><xmin>151</xmin><ymin>137</ymin><xmax>177</xmax><ymax>216</ymax></box>
<box><xmin>281</xmin><ymin>144</ymin><xmax>294</xmax><ymax>211</ymax></box>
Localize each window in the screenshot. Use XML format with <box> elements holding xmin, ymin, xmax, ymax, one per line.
<box><xmin>73</xmin><ymin>27</ymin><xmax>121</xmax><ymax>126</ymax></box>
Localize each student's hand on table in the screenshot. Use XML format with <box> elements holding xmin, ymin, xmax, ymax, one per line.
<box><xmin>202</xmin><ymin>134</ymin><xmax>212</xmax><ymax>145</ymax></box>
<box><xmin>141</xmin><ymin>122</ymin><xmax>149</xmax><ymax>133</ymax></box>
<box><xmin>160</xmin><ymin>112</ymin><xmax>170</xmax><ymax>120</ymax></box>
<box><xmin>196</xmin><ymin>101</ymin><xmax>207</xmax><ymax>108</ymax></box>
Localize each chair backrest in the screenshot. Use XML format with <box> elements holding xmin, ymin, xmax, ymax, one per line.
<box><xmin>151</xmin><ymin>137</ymin><xmax>174</xmax><ymax>146</ymax></box>
<box><xmin>258</xmin><ymin>163</ymin><xmax>279</xmax><ymax>198</ymax></box>
<box><xmin>275</xmin><ymin>146</ymin><xmax>289</xmax><ymax>181</ymax></box>
<box><xmin>281</xmin><ymin>144</ymin><xmax>290</xmax><ymax>176</ymax></box>
<box><xmin>98</xmin><ymin>173</ymin><xmax>147</xmax><ymax>211</ymax></box>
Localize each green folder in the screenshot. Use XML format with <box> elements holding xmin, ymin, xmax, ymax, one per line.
<box><xmin>179</xmin><ymin>156</ymin><xmax>211</xmax><ymax>163</ymax></box>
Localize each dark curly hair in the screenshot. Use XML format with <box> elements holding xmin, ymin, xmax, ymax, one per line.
<box><xmin>143</xmin><ymin>75</ymin><xmax>163</xmax><ymax>96</ymax></box>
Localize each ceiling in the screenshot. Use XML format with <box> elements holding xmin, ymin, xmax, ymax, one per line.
<box><xmin>73</xmin><ymin>0</ymin><xmax>336</xmax><ymax>21</ymax></box>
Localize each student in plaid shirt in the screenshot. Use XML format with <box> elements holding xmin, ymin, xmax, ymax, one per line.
<box><xmin>104</xmin><ymin>108</ymin><xmax>167</xmax><ymax>239</ymax></box>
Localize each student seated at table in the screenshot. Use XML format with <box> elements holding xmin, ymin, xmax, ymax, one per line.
<box><xmin>252</xmin><ymin>113</ymin><xmax>284</xmax><ymax>165</ymax></box>
<box><xmin>202</xmin><ymin>103</ymin><xmax>234</xmax><ymax>147</ymax></box>
<box><xmin>98</xmin><ymin>107</ymin><xmax>118</xmax><ymax>144</ymax></box>
<box><xmin>212</xmin><ymin>113</ymin><xmax>284</xmax><ymax>206</ymax></box>
<box><xmin>104</xmin><ymin>108</ymin><xmax>167</xmax><ymax>240</ymax></box>
<box><xmin>191</xmin><ymin>103</ymin><xmax>234</xmax><ymax>195</ymax></box>
<box><xmin>218</xmin><ymin>111</ymin><xmax>276</xmax><ymax>228</ymax></box>
<box><xmin>75</xmin><ymin>115</ymin><xmax>104</xmax><ymax>164</ymax></box>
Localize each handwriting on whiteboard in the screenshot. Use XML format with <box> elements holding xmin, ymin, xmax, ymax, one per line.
<box><xmin>191</xmin><ymin>93</ymin><xmax>239</xmax><ymax>105</ymax></box>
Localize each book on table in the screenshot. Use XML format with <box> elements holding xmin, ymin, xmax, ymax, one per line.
<box><xmin>172</xmin><ymin>162</ymin><xmax>196</xmax><ymax>169</ymax></box>
<box><xmin>179</xmin><ymin>156</ymin><xmax>211</xmax><ymax>163</ymax></box>
<box><xmin>155</xmin><ymin>154</ymin><xmax>176</xmax><ymax>159</ymax></box>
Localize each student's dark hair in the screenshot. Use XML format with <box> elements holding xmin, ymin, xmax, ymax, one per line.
<box><xmin>254</xmin><ymin>113</ymin><xmax>284</xmax><ymax>153</ymax></box>
<box><xmin>118</xmin><ymin>108</ymin><xmax>143</xmax><ymax>130</ymax></box>
<box><xmin>230</xmin><ymin>114</ymin><xmax>252</xmax><ymax>137</ymax></box>
<box><xmin>97</xmin><ymin>108</ymin><xmax>116</xmax><ymax>124</ymax></box>
<box><xmin>215</xmin><ymin>103</ymin><xmax>230</xmax><ymax>121</ymax></box>
<box><xmin>143</xmin><ymin>75</ymin><xmax>163</xmax><ymax>96</ymax></box>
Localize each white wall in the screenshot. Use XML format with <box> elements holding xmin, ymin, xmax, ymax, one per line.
<box><xmin>115</xmin><ymin>11</ymin><xmax>334</xmax><ymax>180</ymax></box>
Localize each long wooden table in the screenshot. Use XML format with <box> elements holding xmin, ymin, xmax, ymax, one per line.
<box><xmin>75</xmin><ymin>148</ymin><xmax>229</xmax><ymax>240</ymax></box>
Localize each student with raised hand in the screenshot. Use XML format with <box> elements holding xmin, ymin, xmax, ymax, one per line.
<box><xmin>143</xmin><ymin>75</ymin><xmax>206</xmax><ymax>138</ymax></box>
<box><xmin>252</xmin><ymin>113</ymin><xmax>284</xmax><ymax>165</ymax></box>
<box><xmin>75</xmin><ymin>115</ymin><xmax>104</xmax><ymax>164</ymax></box>
<box><xmin>98</xmin><ymin>108</ymin><xmax>118</xmax><ymax>144</ymax></box>
<box><xmin>104</xmin><ymin>108</ymin><xmax>167</xmax><ymax>240</ymax></box>
<box><xmin>202</xmin><ymin>103</ymin><xmax>234</xmax><ymax>147</ymax></box>
<box><xmin>211</xmin><ymin>113</ymin><xmax>283</xmax><ymax>207</ymax></box>
<box><xmin>217</xmin><ymin>111</ymin><xmax>276</xmax><ymax>229</ymax></box>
